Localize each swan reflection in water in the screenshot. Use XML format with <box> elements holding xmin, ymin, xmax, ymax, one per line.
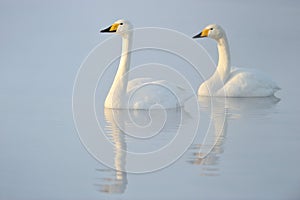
<box><xmin>96</xmin><ymin>105</ymin><xmax>194</xmax><ymax>194</ymax></box>
<box><xmin>95</xmin><ymin>109</ymin><xmax>128</xmax><ymax>194</ymax></box>
<box><xmin>189</xmin><ymin>96</ymin><xmax>280</xmax><ymax>176</ymax></box>
<box><xmin>95</xmin><ymin>96</ymin><xmax>280</xmax><ymax>190</ymax></box>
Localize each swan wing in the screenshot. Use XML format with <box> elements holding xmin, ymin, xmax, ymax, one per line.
<box><xmin>127</xmin><ymin>77</ymin><xmax>153</xmax><ymax>92</ymax></box>
<box><xmin>218</xmin><ymin>67</ymin><xmax>280</xmax><ymax>97</ymax></box>
<box><xmin>127</xmin><ymin>78</ymin><xmax>193</xmax><ymax>109</ymax></box>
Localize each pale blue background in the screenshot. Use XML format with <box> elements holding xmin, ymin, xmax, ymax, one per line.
<box><xmin>0</xmin><ymin>0</ymin><xmax>299</xmax><ymax>199</ymax></box>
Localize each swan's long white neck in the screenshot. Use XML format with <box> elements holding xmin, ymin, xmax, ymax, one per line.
<box><xmin>215</xmin><ymin>33</ymin><xmax>231</xmax><ymax>82</ymax></box>
<box><xmin>107</xmin><ymin>32</ymin><xmax>132</xmax><ymax>106</ymax></box>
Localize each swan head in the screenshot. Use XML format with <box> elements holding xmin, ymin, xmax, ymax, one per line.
<box><xmin>193</xmin><ymin>24</ymin><xmax>225</xmax><ymax>40</ymax></box>
<box><xmin>100</xmin><ymin>19</ymin><xmax>133</xmax><ymax>36</ymax></box>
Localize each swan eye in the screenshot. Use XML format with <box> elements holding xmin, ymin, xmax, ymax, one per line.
<box><xmin>210</xmin><ymin>28</ymin><xmax>214</xmax><ymax>30</ymax></box>
<box><xmin>120</xmin><ymin>23</ymin><xmax>123</xmax><ymax>25</ymax></box>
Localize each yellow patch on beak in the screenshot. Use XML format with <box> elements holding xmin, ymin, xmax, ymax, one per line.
<box><xmin>201</xmin><ymin>29</ymin><xmax>210</xmax><ymax>37</ymax></box>
<box><xmin>109</xmin><ymin>23</ymin><xmax>120</xmax><ymax>32</ymax></box>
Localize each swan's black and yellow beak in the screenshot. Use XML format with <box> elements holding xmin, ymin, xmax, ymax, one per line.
<box><xmin>100</xmin><ymin>23</ymin><xmax>119</xmax><ymax>33</ymax></box>
<box><xmin>193</xmin><ymin>29</ymin><xmax>209</xmax><ymax>38</ymax></box>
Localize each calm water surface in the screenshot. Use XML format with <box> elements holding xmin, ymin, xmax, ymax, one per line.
<box><xmin>0</xmin><ymin>0</ymin><xmax>299</xmax><ymax>199</ymax></box>
<box><xmin>94</xmin><ymin>96</ymin><xmax>293</xmax><ymax>200</ymax></box>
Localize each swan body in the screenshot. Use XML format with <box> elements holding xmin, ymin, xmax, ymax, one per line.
<box><xmin>101</xmin><ymin>19</ymin><xmax>191</xmax><ymax>109</ymax></box>
<box><xmin>193</xmin><ymin>24</ymin><xmax>280</xmax><ymax>97</ymax></box>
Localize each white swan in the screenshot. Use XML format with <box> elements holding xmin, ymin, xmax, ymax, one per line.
<box><xmin>193</xmin><ymin>24</ymin><xmax>280</xmax><ymax>97</ymax></box>
<box><xmin>101</xmin><ymin>19</ymin><xmax>191</xmax><ymax>109</ymax></box>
